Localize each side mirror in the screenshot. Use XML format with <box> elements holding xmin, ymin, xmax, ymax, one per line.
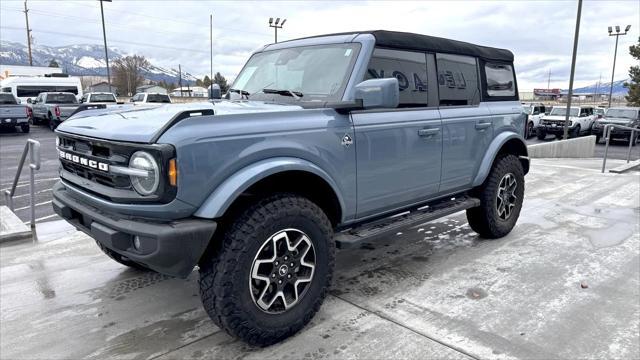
<box><xmin>209</xmin><ymin>84</ymin><xmax>222</xmax><ymax>100</ymax></box>
<box><xmin>16</xmin><ymin>98</ymin><xmax>21</xmax><ymax>104</ymax></box>
<box><xmin>598</xmin><ymin>114</ymin><xmax>603</xmax><ymax>119</ymax></box>
<box><xmin>129</xmin><ymin>98</ymin><xmax>134</xmax><ymax>103</ymax></box>
<box><xmin>354</xmin><ymin>78</ymin><xmax>399</xmax><ymax>109</ymax></box>
<box><xmin>27</xmin><ymin>98</ymin><xmax>32</xmax><ymax>104</ymax></box>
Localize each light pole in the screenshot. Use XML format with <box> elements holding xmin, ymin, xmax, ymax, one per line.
<box><xmin>607</xmin><ymin>25</ymin><xmax>631</xmax><ymax>107</ymax></box>
<box><xmin>268</xmin><ymin>17</ymin><xmax>286</xmax><ymax>43</ymax></box>
<box><xmin>99</xmin><ymin>0</ymin><xmax>112</xmax><ymax>90</ymax></box>
<box><xmin>563</xmin><ymin>0</ymin><xmax>582</xmax><ymax>140</ymax></box>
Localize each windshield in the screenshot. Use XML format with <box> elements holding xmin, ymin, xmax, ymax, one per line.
<box><xmin>90</xmin><ymin>94</ymin><xmax>116</xmax><ymax>102</ymax></box>
<box><xmin>594</xmin><ymin>108</ymin><xmax>605</xmax><ymax>115</ymax></box>
<box><xmin>46</xmin><ymin>94</ymin><xmax>77</xmax><ymax>104</ymax></box>
<box><xmin>230</xmin><ymin>43</ymin><xmax>361</xmax><ymax>102</ymax></box>
<box><xmin>147</xmin><ymin>94</ymin><xmax>171</xmax><ymax>103</ymax></box>
<box><xmin>0</xmin><ymin>93</ymin><xmax>17</xmax><ymax>104</ymax></box>
<box><xmin>606</xmin><ymin>109</ymin><xmax>638</xmax><ymax>119</ymax></box>
<box><xmin>550</xmin><ymin>107</ymin><xmax>578</xmax><ymax>117</ymax></box>
<box><xmin>522</xmin><ymin>107</ymin><xmax>532</xmax><ymax>114</ymax></box>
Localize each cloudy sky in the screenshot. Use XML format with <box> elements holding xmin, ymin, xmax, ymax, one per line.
<box><xmin>0</xmin><ymin>0</ymin><xmax>638</xmax><ymax>90</ymax></box>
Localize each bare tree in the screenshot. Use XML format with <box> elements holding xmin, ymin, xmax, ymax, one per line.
<box><xmin>111</xmin><ymin>55</ymin><xmax>150</xmax><ymax>96</ymax></box>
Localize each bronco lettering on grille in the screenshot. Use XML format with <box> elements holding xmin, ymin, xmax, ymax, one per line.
<box><xmin>59</xmin><ymin>150</ymin><xmax>109</xmax><ymax>172</ymax></box>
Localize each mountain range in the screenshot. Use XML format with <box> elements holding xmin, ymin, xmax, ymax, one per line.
<box><xmin>0</xmin><ymin>41</ymin><xmax>198</xmax><ymax>84</ymax></box>
<box><xmin>565</xmin><ymin>78</ymin><xmax>630</xmax><ymax>95</ymax></box>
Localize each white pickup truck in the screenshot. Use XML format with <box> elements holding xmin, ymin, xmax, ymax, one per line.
<box><xmin>538</xmin><ymin>106</ymin><xmax>595</xmax><ymax>140</ymax></box>
<box><xmin>0</xmin><ymin>93</ymin><xmax>31</xmax><ymax>133</ymax></box>
<box><xmin>522</xmin><ymin>103</ymin><xmax>547</xmax><ymax>138</ymax></box>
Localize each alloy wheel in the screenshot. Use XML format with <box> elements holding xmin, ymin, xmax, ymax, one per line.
<box><xmin>496</xmin><ymin>173</ymin><xmax>517</xmax><ymax>220</ymax></box>
<box><xmin>249</xmin><ymin>228</ymin><xmax>316</xmax><ymax>314</ymax></box>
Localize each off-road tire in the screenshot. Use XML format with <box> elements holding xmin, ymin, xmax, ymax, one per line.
<box><xmin>20</xmin><ymin>124</ymin><xmax>30</xmax><ymax>133</ymax></box>
<box><xmin>536</xmin><ymin>130</ymin><xmax>546</xmax><ymax>140</ymax></box>
<box><xmin>466</xmin><ymin>154</ymin><xmax>525</xmax><ymax>239</ymax></box>
<box><xmin>199</xmin><ymin>194</ymin><xmax>335</xmax><ymax>346</ymax></box>
<box><xmin>556</xmin><ymin>134</ymin><xmax>564</xmax><ymax>140</ymax></box>
<box><xmin>571</xmin><ymin>124</ymin><xmax>581</xmax><ymax>138</ymax></box>
<box><xmin>94</xmin><ymin>240</ymin><xmax>149</xmax><ymax>271</ymax></box>
<box><xmin>595</xmin><ymin>134</ymin><xmax>601</xmax><ymax>144</ymax></box>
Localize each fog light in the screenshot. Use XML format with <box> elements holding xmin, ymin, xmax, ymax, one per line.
<box><xmin>133</xmin><ymin>236</ymin><xmax>142</xmax><ymax>250</ymax></box>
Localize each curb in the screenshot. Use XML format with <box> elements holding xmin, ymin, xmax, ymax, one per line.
<box><xmin>0</xmin><ymin>206</ymin><xmax>32</xmax><ymax>243</ymax></box>
<box><xmin>527</xmin><ymin>135</ymin><xmax>596</xmax><ymax>158</ymax></box>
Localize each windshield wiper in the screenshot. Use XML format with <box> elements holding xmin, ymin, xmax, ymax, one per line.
<box><xmin>228</xmin><ymin>88</ymin><xmax>251</xmax><ymax>96</ymax></box>
<box><xmin>262</xmin><ymin>88</ymin><xmax>303</xmax><ymax>99</ymax></box>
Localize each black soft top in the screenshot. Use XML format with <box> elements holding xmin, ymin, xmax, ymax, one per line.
<box><xmin>297</xmin><ymin>30</ymin><xmax>514</xmax><ymax>62</ymax></box>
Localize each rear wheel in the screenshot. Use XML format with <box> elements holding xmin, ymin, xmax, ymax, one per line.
<box><xmin>48</xmin><ymin>114</ymin><xmax>57</xmax><ymax>131</ymax></box>
<box><xmin>20</xmin><ymin>124</ymin><xmax>29</xmax><ymax>133</ymax></box>
<box><xmin>199</xmin><ymin>194</ymin><xmax>334</xmax><ymax>346</ymax></box>
<box><xmin>630</xmin><ymin>133</ymin><xmax>638</xmax><ymax>146</ymax></box>
<box><xmin>466</xmin><ymin>154</ymin><xmax>525</xmax><ymax>239</ymax></box>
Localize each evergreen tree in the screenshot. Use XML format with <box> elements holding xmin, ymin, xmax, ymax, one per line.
<box><xmin>196</xmin><ymin>79</ymin><xmax>203</xmax><ymax>87</ymax></box>
<box><xmin>213</xmin><ymin>72</ymin><xmax>229</xmax><ymax>92</ymax></box>
<box><xmin>624</xmin><ymin>37</ymin><xmax>640</xmax><ymax>106</ymax></box>
<box><xmin>203</xmin><ymin>75</ymin><xmax>212</xmax><ymax>88</ymax></box>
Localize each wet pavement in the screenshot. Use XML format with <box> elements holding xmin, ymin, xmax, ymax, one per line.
<box><xmin>1</xmin><ymin>158</ymin><xmax>638</xmax><ymax>359</ymax></box>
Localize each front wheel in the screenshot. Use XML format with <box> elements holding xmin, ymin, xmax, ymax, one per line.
<box><xmin>48</xmin><ymin>114</ymin><xmax>57</xmax><ymax>131</ymax></box>
<box><xmin>199</xmin><ymin>194</ymin><xmax>335</xmax><ymax>346</ymax></box>
<box><xmin>537</xmin><ymin>130</ymin><xmax>546</xmax><ymax>140</ymax></box>
<box><xmin>466</xmin><ymin>154</ymin><xmax>525</xmax><ymax>239</ymax></box>
<box><xmin>571</xmin><ymin>124</ymin><xmax>581</xmax><ymax>138</ymax></box>
<box><xmin>20</xmin><ymin>124</ymin><xmax>30</xmax><ymax>133</ymax></box>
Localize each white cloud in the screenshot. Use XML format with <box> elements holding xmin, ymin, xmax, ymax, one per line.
<box><xmin>0</xmin><ymin>0</ymin><xmax>637</xmax><ymax>89</ymax></box>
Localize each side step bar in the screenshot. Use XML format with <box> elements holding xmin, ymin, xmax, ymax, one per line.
<box><xmin>335</xmin><ymin>195</ymin><xmax>480</xmax><ymax>249</ymax></box>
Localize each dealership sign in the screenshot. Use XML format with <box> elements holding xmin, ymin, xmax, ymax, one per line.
<box><xmin>534</xmin><ymin>88</ymin><xmax>561</xmax><ymax>96</ymax></box>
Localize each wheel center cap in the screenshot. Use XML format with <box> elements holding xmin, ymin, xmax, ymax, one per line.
<box><xmin>278</xmin><ymin>264</ymin><xmax>288</xmax><ymax>276</ymax></box>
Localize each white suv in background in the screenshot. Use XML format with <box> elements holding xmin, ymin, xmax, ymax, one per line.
<box><xmin>538</xmin><ymin>106</ymin><xmax>595</xmax><ymax>140</ymax></box>
<box><xmin>522</xmin><ymin>103</ymin><xmax>547</xmax><ymax>138</ymax></box>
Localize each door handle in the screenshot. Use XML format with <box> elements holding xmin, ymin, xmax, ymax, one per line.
<box><xmin>475</xmin><ymin>122</ymin><xmax>492</xmax><ymax>130</ymax></box>
<box><xmin>418</xmin><ymin>128</ymin><xmax>440</xmax><ymax>137</ymax></box>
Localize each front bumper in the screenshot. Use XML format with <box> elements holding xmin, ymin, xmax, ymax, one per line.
<box><xmin>539</xmin><ymin>124</ymin><xmax>575</xmax><ymax>134</ymax></box>
<box><xmin>592</xmin><ymin>126</ymin><xmax>637</xmax><ymax>138</ymax></box>
<box><xmin>52</xmin><ymin>181</ymin><xmax>217</xmax><ymax>278</ymax></box>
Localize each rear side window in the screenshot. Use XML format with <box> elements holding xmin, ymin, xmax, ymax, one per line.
<box><xmin>365</xmin><ymin>48</ymin><xmax>429</xmax><ymax>107</ymax></box>
<box><xmin>0</xmin><ymin>93</ymin><xmax>17</xmax><ymax>104</ymax></box>
<box><xmin>147</xmin><ymin>94</ymin><xmax>171</xmax><ymax>103</ymax></box>
<box><xmin>485</xmin><ymin>63</ymin><xmax>515</xmax><ymax>97</ymax></box>
<box><xmin>436</xmin><ymin>53</ymin><xmax>480</xmax><ymax>106</ymax></box>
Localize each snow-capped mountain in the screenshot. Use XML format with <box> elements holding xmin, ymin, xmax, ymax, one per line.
<box><xmin>0</xmin><ymin>41</ymin><xmax>197</xmax><ymax>84</ymax></box>
<box><xmin>567</xmin><ymin>78</ymin><xmax>630</xmax><ymax>95</ymax></box>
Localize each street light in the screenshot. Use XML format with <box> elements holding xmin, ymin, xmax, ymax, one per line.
<box><xmin>607</xmin><ymin>24</ymin><xmax>631</xmax><ymax>107</ymax></box>
<box><xmin>99</xmin><ymin>0</ymin><xmax>112</xmax><ymax>90</ymax></box>
<box><xmin>268</xmin><ymin>17</ymin><xmax>286</xmax><ymax>43</ymax></box>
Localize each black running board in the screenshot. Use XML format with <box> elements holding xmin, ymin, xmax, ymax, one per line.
<box><xmin>335</xmin><ymin>195</ymin><xmax>480</xmax><ymax>249</ymax></box>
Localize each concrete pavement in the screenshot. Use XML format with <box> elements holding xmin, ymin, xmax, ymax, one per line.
<box><xmin>0</xmin><ymin>158</ymin><xmax>639</xmax><ymax>359</ymax></box>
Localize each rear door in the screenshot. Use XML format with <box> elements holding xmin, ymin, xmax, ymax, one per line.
<box><xmin>351</xmin><ymin>48</ymin><xmax>442</xmax><ymax>218</ymax></box>
<box><xmin>437</xmin><ymin>53</ymin><xmax>492</xmax><ymax>192</ymax></box>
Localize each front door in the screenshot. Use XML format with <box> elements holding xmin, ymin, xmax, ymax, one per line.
<box><xmin>352</xmin><ymin>48</ymin><xmax>442</xmax><ymax>218</ymax></box>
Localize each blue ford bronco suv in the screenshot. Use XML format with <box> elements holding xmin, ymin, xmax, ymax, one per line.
<box><xmin>53</xmin><ymin>30</ymin><xmax>529</xmax><ymax>345</ymax></box>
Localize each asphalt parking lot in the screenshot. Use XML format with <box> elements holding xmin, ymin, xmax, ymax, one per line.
<box><xmin>1</xmin><ymin>158</ymin><xmax>638</xmax><ymax>359</ymax></box>
<box><xmin>1</xmin><ymin>125</ymin><xmax>639</xmax><ymax>225</ymax></box>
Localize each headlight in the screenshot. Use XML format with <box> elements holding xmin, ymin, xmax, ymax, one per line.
<box><xmin>55</xmin><ymin>136</ymin><xmax>60</xmax><ymax>147</ymax></box>
<box><xmin>129</xmin><ymin>151</ymin><xmax>160</xmax><ymax>195</ymax></box>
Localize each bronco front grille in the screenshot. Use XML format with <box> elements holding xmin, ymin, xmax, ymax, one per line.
<box><xmin>57</xmin><ymin>135</ymin><xmax>133</xmax><ymax>190</ymax></box>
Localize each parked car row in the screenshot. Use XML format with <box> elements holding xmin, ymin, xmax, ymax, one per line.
<box><xmin>522</xmin><ymin>103</ymin><xmax>639</xmax><ymax>146</ymax></box>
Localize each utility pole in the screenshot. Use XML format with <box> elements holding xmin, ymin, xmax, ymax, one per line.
<box><xmin>563</xmin><ymin>0</ymin><xmax>582</xmax><ymax>140</ymax></box>
<box><xmin>607</xmin><ymin>25</ymin><xmax>631</xmax><ymax>107</ymax></box>
<box><xmin>99</xmin><ymin>0</ymin><xmax>112</xmax><ymax>89</ymax></box>
<box><xmin>547</xmin><ymin>69</ymin><xmax>551</xmax><ymax>90</ymax></box>
<box><xmin>23</xmin><ymin>0</ymin><xmax>33</xmax><ymax>66</ymax></box>
<box><xmin>210</xmin><ymin>14</ymin><xmax>213</xmax><ymax>99</ymax></box>
<box><xmin>179</xmin><ymin>64</ymin><xmax>183</xmax><ymax>97</ymax></box>
<box><xmin>268</xmin><ymin>17</ymin><xmax>286</xmax><ymax>43</ymax></box>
